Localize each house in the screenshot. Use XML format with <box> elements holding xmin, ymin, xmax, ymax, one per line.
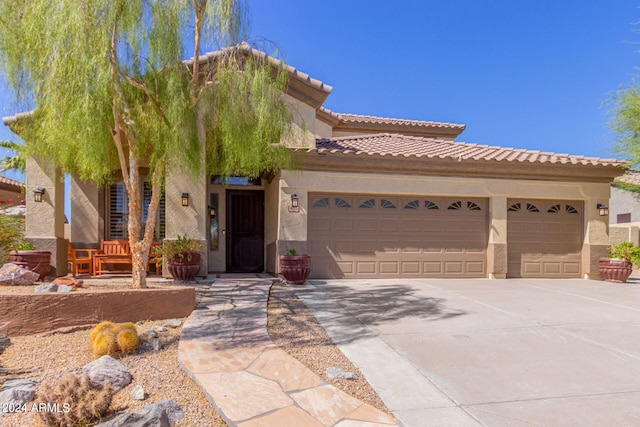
<box><xmin>0</xmin><ymin>175</ymin><xmax>25</xmax><ymax>209</ymax></box>
<box><xmin>609</xmin><ymin>171</ymin><xmax>640</xmax><ymax>245</ymax></box>
<box><xmin>2</xmin><ymin>47</ymin><xmax>626</xmax><ymax>279</ymax></box>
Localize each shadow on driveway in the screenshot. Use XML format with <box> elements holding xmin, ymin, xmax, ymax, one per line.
<box><xmin>297</xmin><ymin>280</ymin><xmax>467</xmax><ymax>345</ymax></box>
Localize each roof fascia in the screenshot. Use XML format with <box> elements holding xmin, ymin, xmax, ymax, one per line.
<box><xmin>297</xmin><ymin>151</ymin><xmax>627</xmax><ymax>183</ymax></box>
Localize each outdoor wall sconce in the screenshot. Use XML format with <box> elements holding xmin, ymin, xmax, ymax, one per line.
<box><xmin>209</xmin><ymin>206</ymin><xmax>216</xmax><ymax>217</ymax></box>
<box><xmin>33</xmin><ymin>187</ymin><xmax>45</xmax><ymax>203</ymax></box>
<box><xmin>288</xmin><ymin>194</ymin><xmax>300</xmax><ymax>212</ymax></box>
<box><xmin>597</xmin><ymin>203</ymin><xmax>609</xmax><ymax>216</ymax></box>
<box><xmin>181</xmin><ymin>193</ymin><xmax>189</xmax><ymax>207</ymax></box>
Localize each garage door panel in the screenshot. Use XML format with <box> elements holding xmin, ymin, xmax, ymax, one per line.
<box><xmin>401</xmin><ymin>262</ymin><xmax>421</xmax><ymax>274</ymax></box>
<box><xmin>309</xmin><ymin>193</ymin><xmax>488</xmax><ymax>278</ymax></box>
<box><xmin>508</xmin><ymin>199</ymin><xmax>582</xmax><ymax>278</ymax></box>
<box><xmin>354</xmin><ymin>261</ymin><xmax>375</xmax><ymax>274</ymax></box>
<box><xmin>355</xmin><ymin>218</ymin><xmax>378</xmax><ymax>231</ymax></box>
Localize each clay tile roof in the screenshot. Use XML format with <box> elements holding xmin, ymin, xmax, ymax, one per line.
<box><xmin>320</xmin><ymin>107</ymin><xmax>465</xmax><ymax>131</ymax></box>
<box><xmin>310</xmin><ymin>134</ymin><xmax>624</xmax><ymax>167</ymax></box>
<box><xmin>0</xmin><ymin>175</ymin><xmax>25</xmax><ymax>188</ymax></box>
<box><xmin>615</xmin><ymin>171</ymin><xmax>640</xmax><ymax>186</ymax></box>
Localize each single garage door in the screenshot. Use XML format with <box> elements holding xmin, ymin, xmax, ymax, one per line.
<box><xmin>507</xmin><ymin>199</ymin><xmax>583</xmax><ymax>278</ymax></box>
<box><xmin>308</xmin><ymin>194</ymin><xmax>488</xmax><ymax>278</ymax></box>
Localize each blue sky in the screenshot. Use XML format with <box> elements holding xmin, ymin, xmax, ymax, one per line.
<box><xmin>1</xmin><ymin>1</ymin><xmax>639</xmax><ymax>185</ymax></box>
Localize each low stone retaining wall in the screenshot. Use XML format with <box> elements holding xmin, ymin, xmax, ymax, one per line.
<box><xmin>0</xmin><ymin>288</ymin><xmax>196</xmax><ymax>336</ymax></box>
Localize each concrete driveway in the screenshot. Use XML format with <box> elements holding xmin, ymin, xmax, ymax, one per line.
<box><xmin>293</xmin><ymin>278</ymin><xmax>640</xmax><ymax>426</ymax></box>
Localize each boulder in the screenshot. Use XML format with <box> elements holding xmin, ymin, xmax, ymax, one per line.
<box><xmin>94</xmin><ymin>400</ymin><xmax>183</xmax><ymax>427</ymax></box>
<box><xmin>34</xmin><ymin>283</ymin><xmax>58</xmax><ymax>293</ymax></box>
<box><xmin>82</xmin><ymin>355</ymin><xmax>132</xmax><ymax>392</ymax></box>
<box><xmin>56</xmin><ymin>284</ymin><xmax>73</xmax><ymax>293</ymax></box>
<box><xmin>153</xmin><ymin>326</ymin><xmax>168</xmax><ymax>333</ymax></box>
<box><xmin>0</xmin><ymin>379</ymin><xmax>38</xmax><ymax>407</ymax></box>
<box><xmin>0</xmin><ymin>263</ymin><xmax>39</xmax><ymax>286</ymax></box>
<box><xmin>151</xmin><ymin>339</ymin><xmax>162</xmax><ymax>351</ymax></box>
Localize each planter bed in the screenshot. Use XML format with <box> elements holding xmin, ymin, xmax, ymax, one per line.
<box><xmin>0</xmin><ymin>286</ymin><xmax>195</xmax><ymax>336</ymax></box>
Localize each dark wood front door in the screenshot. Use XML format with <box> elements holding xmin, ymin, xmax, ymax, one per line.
<box><xmin>226</xmin><ymin>190</ymin><xmax>264</xmax><ymax>272</ymax></box>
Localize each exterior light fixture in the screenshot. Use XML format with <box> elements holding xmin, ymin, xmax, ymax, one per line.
<box><xmin>288</xmin><ymin>194</ymin><xmax>300</xmax><ymax>212</ymax></box>
<box><xmin>209</xmin><ymin>206</ymin><xmax>216</xmax><ymax>217</ymax></box>
<box><xmin>33</xmin><ymin>187</ymin><xmax>45</xmax><ymax>203</ymax></box>
<box><xmin>597</xmin><ymin>203</ymin><xmax>609</xmax><ymax>216</ymax></box>
<box><xmin>181</xmin><ymin>193</ymin><xmax>189</xmax><ymax>207</ymax></box>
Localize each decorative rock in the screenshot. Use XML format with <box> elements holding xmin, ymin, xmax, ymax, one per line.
<box><xmin>82</xmin><ymin>355</ymin><xmax>132</xmax><ymax>392</ymax></box>
<box><xmin>130</xmin><ymin>385</ymin><xmax>145</xmax><ymax>401</ymax></box>
<box><xmin>151</xmin><ymin>339</ymin><xmax>162</xmax><ymax>351</ymax></box>
<box><xmin>0</xmin><ymin>263</ymin><xmax>40</xmax><ymax>286</ymax></box>
<box><xmin>0</xmin><ymin>333</ymin><xmax>10</xmax><ymax>354</ymax></box>
<box><xmin>53</xmin><ymin>277</ymin><xmax>83</xmax><ymax>288</ymax></box>
<box><xmin>163</xmin><ymin>319</ymin><xmax>182</xmax><ymax>328</ymax></box>
<box><xmin>144</xmin><ymin>329</ymin><xmax>158</xmax><ymax>339</ymax></box>
<box><xmin>0</xmin><ymin>379</ymin><xmax>38</xmax><ymax>408</ymax></box>
<box><xmin>56</xmin><ymin>284</ymin><xmax>73</xmax><ymax>293</ymax></box>
<box><xmin>94</xmin><ymin>400</ymin><xmax>183</xmax><ymax>427</ymax></box>
<box><xmin>153</xmin><ymin>326</ymin><xmax>168</xmax><ymax>333</ymax></box>
<box><xmin>136</xmin><ymin>320</ymin><xmax>145</xmax><ymax>325</ymax></box>
<box><xmin>34</xmin><ymin>283</ymin><xmax>58</xmax><ymax>293</ymax></box>
<box><xmin>326</xmin><ymin>367</ymin><xmax>358</xmax><ymax>380</ymax></box>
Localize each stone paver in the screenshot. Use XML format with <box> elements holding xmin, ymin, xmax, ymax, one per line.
<box><xmin>178</xmin><ymin>279</ymin><xmax>398</xmax><ymax>427</ymax></box>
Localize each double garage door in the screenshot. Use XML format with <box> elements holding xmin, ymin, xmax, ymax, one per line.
<box><xmin>308</xmin><ymin>194</ymin><xmax>583</xmax><ymax>279</ymax></box>
<box><xmin>308</xmin><ymin>194</ymin><xmax>489</xmax><ymax>278</ymax></box>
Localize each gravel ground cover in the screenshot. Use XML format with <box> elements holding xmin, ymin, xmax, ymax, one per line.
<box><xmin>0</xmin><ymin>277</ymin><xmax>390</xmax><ymax>426</ymax></box>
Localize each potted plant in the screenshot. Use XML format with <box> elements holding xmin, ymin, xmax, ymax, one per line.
<box><xmin>599</xmin><ymin>241</ymin><xmax>640</xmax><ymax>283</ymax></box>
<box><xmin>155</xmin><ymin>235</ymin><xmax>204</xmax><ymax>281</ymax></box>
<box><xmin>279</xmin><ymin>249</ymin><xmax>311</xmax><ymax>284</ymax></box>
<box><xmin>9</xmin><ymin>239</ymin><xmax>51</xmax><ymax>281</ymax></box>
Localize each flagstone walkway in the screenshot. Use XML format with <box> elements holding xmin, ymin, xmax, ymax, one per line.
<box><xmin>178</xmin><ymin>278</ymin><xmax>398</xmax><ymax>427</ymax></box>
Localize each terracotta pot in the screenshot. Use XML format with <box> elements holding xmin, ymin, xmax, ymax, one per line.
<box><xmin>10</xmin><ymin>250</ymin><xmax>52</xmax><ymax>281</ymax></box>
<box><xmin>280</xmin><ymin>254</ymin><xmax>311</xmax><ymax>284</ymax></box>
<box><xmin>599</xmin><ymin>258</ymin><xmax>633</xmax><ymax>283</ymax></box>
<box><xmin>167</xmin><ymin>252</ymin><xmax>201</xmax><ymax>281</ymax></box>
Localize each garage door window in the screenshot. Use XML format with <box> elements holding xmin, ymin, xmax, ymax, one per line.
<box><xmin>359</xmin><ymin>199</ymin><xmax>375</xmax><ymax>208</ymax></box>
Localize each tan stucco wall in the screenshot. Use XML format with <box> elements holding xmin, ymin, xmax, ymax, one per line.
<box><xmin>610</xmin><ymin>223</ymin><xmax>640</xmax><ymax>246</ymax></box>
<box><xmin>25</xmin><ymin>157</ymin><xmax>67</xmax><ymax>276</ymax></box>
<box><xmin>276</xmin><ymin>170</ymin><xmax>611</xmax><ymax>279</ymax></box>
<box><xmin>282</xmin><ymin>95</ymin><xmax>318</xmax><ymax>149</ymax></box>
<box><xmin>70</xmin><ymin>177</ymin><xmax>101</xmax><ymax>247</ymax></box>
<box><xmin>165</xmin><ymin>168</ymin><xmax>208</xmax><ymax>277</ymax></box>
<box><xmin>264</xmin><ymin>175</ymin><xmax>280</xmax><ymax>273</ymax></box>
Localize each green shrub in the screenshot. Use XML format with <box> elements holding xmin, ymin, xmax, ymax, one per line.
<box><xmin>0</xmin><ymin>204</ymin><xmax>24</xmax><ymax>263</ymax></box>
<box><xmin>154</xmin><ymin>234</ymin><xmax>204</xmax><ymax>264</ymax></box>
<box><xmin>608</xmin><ymin>241</ymin><xmax>640</xmax><ymax>266</ymax></box>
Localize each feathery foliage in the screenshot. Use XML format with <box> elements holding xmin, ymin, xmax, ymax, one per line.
<box><xmin>612</xmin><ymin>82</ymin><xmax>640</xmax><ymax>167</ymax></box>
<box><xmin>0</xmin><ymin>0</ymin><xmax>293</xmax><ymax>288</ymax></box>
<box><xmin>0</xmin><ymin>140</ymin><xmax>25</xmax><ymax>173</ymax></box>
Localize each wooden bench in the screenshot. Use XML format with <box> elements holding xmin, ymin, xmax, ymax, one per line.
<box><xmin>93</xmin><ymin>240</ymin><xmax>132</xmax><ymax>276</ymax></box>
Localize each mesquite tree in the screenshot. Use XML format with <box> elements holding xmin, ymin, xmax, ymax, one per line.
<box><xmin>0</xmin><ymin>1</ymin><xmax>292</xmax><ymax>288</ymax></box>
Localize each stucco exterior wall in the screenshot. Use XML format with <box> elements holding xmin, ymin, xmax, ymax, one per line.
<box><xmin>275</xmin><ymin>169</ymin><xmax>611</xmax><ymax>279</ymax></box>
<box><xmin>165</xmin><ymin>168</ymin><xmax>208</xmax><ymax>277</ymax></box>
<box><xmin>70</xmin><ymin>177</ymin><xmax>101</xmax><ymax>247</ymax></box>
<box><xmin>0</xmin><ymin>187</ymin><xmax>24</xmax><ymax>206</ymax></box>
<box><xmin>25</xmin><ymin>157</ymin><xmax>67</xmax><ymax>276</ymax></box>
<box><xmin>282</xmin><ymin>95</ymin><xmax>317</xmax><ymax>149</ymax></box>
<box><xmin>265</xmin><ymin>175</ymin><xmax>281</xmax><ymax>273</ymax></box>
<box><xmin>610</xmin><ymin>187</ymin><xmax>640</xmax><ymax>224</ymax></box>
